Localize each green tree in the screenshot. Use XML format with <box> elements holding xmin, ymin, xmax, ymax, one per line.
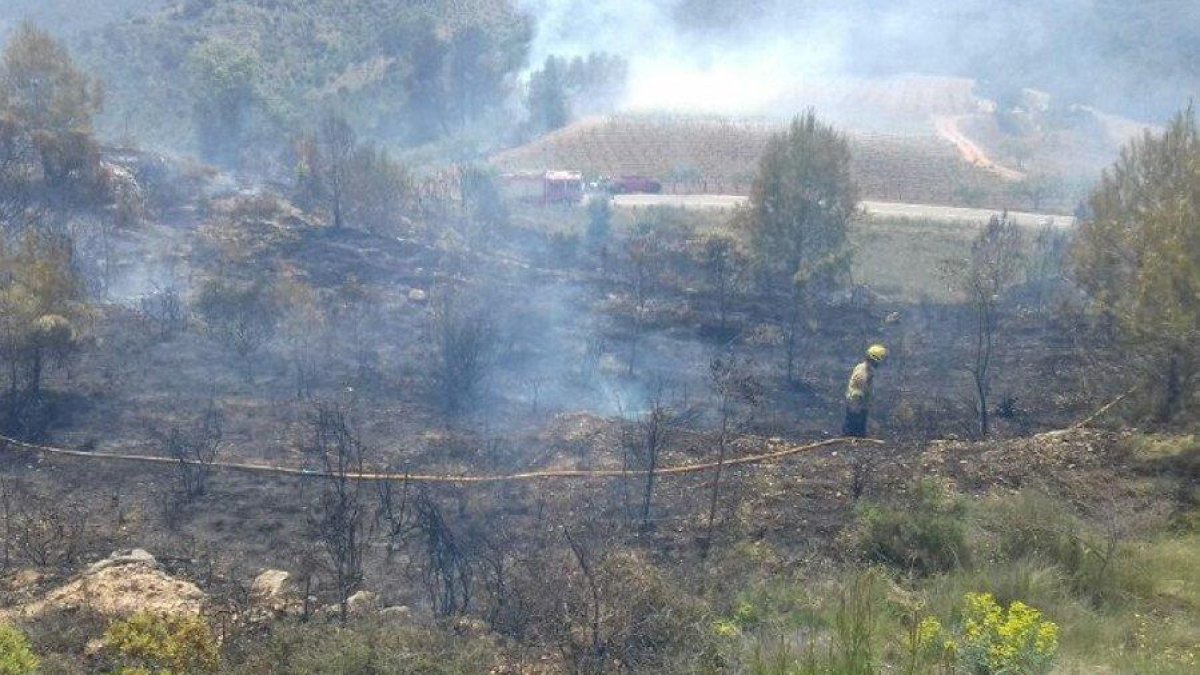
<box><xmin>447</xmin><ymin>26</ymin><xmax>517</xmax><ymax>128</ymax></box>
<box><xmin>527</xmin><ymin>56</ymin><xmax>569</xmax><ymax>135</ymax></box>
<box><xmin>0</xmin><ymin>22</ymin><xmax>102</xmax><ymax>135</ymax></box>
<box><xmin>0</xmin><ymin>231</ymin><xmax>86</xmax><ymax>433</ymax></box>
<box><xmin>742</xmin><ymin>111</ymin><xmax>858</xmax><ymax>381</ymax></box>
<box><xmin>1073</xmin><ymin>106</ymin><xmax>1200</xmax><ymax>420</ymax></box>
<box><xmin>406</xmin><ymin>22</ymin><xmax>448</xmax><ymax>144</ymax></box>
<box><xmin>188</xmin><ymin>39</ymin><xmax>260</xmax><ymax>167</ymax></box>
<box><xmin>562</xmin><ymin>52</ymin><xmax>628</xmax><ymax>116</ymax></box>
<box><xmin>0</xmin><ymin>23</ymin><xmax>104</xmax><ymax>214</ymax></box>
<box><xmin>345</xmin><ymin>144</ymin><xmax>413</xmax><ymax>236</ymax></box>
<box><xmin>460</xmin><ymin>164</ymin><xmax>508</xmax><ymax>236</ymax></box>
<box><xmin>317</xmin><ymin>112</ymin><xmax>356</xmax><ymax>231</ymax></box>
<box><xmin>698</xmin><ymin>233</ymin><xmax>745</xmax><ymax>333</ymax></box>
<box><xmin>586</xmin><ymin>194</ymin><xmax>612</xmax><ymax>245</ymax></box>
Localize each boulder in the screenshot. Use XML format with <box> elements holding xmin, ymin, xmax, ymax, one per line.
<box><xmin>15</xmin><ymin>549</ymin><xmax>204</xmax><ymax>620</ymax></box>
<box><xmin>250</xmin><ymin>569</ymin><xmax>300</xmax><ymax>615</ymax></box>
<box><xmin>380</xmin><ymin>605</ymin><xmax>412</xmax><ymax>620</ymax></box>
<box><xmin>346</xmin><ymin>590</ymin><xmax>378</xmax><ymax>616</ymax></box>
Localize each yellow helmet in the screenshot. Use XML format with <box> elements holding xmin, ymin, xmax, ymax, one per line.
<box><xmin>866</xmin><ymin>344</ymin><xmax>888</xmax><ymax>363</ymax></box>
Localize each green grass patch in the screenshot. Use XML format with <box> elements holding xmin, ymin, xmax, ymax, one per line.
<box><xmin>732</xmin><ymin>486</ymin><xmax>1200</xmax><ymax>674</ymax></box>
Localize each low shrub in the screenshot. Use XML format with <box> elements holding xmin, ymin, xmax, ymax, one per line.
<box><xmin>102</xmin><ymin>613</ymin><xmax>219</xmax><ymax>674</ymax></box>
<box><xmin>228</xmin><ymin>617</ymin><xmax>502</xmax><ymax>674</ymax></box>
<box><xmin>976</xmin><ymin>489</ymin><xmax>1150</xmax><ymax>604</ymax></box>
<box><xmin>853</xmin><ymin>479</ymin><xmax>970</xmax><ymax>574</ymax></box>
<box><xmin>718</xmin><ymin>571</ymin><xmax>888</xmax><ymax>675</ymax></box>
<box><xmin>0</xmin><ymin>623</ymin><xmax>39</xmax><ymax>675</ymax></box>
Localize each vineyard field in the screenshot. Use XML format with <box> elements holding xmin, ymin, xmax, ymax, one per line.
<box><xmin>492</xmin><ymin>115</ymin><xmax>1029</xmax><ymax>211</ymax></box>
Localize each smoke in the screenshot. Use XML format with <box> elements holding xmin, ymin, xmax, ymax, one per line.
<box><xmin>519</xmin><ymin>0</ymin><xmax>848</xmax><ymax>117</ymax></box>
<box><xmin>518</xmin><ymin>0</ymin><xmax>1199</xmax><ymax>123</ymax></box>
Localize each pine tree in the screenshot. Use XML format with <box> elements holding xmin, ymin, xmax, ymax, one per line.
<box><xmin>1073</xmin><ymin>105</ymin><xmax>1200</xmax><ymax>419</ymax></box>
<box><xmin>742</xmin><ymin>111</ymin><xmax>858</xmax><ymax>381</ymax></box>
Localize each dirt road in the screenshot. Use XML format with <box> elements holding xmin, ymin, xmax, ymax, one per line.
<box><xmin>933</xmin><ymin>114</ymin><xmax>1025</xmax><ymax>181</ymax></box>
<box><xmin>611</xmin><ymin>194</ymin><xmax>1074</xmax><ymax>228</ymax></box>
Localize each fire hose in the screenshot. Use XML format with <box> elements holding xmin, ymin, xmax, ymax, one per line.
<box><xmin>0</xmin><ymin>433</ymin><xmax>883</xmax><ymax>484</ymax></box>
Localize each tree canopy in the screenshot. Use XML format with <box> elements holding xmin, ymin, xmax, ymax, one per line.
<box><xmin>1073</xmin><ymin>105</ymin><xmax>1200</xmax><ymax>416</ymax></box>
<box><xmin>744</xmin><ymin>110</ymin><xmax>858</xmax><ymax>292</ymax></box>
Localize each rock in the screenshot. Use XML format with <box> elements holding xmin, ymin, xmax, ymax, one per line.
<box><xmin>16</xmin><ymin>549</ymin><xmax>204</xmax><ymax>620</ymax></box>
<box><xmin>346</xmin><ymin>590</ymin><xmax>378</xmax><ymax>616</ymax></box>
<box><xmin>407</xmin><ymin>288</ymin><xmax>428</xmax><ymax>303</ymax></box>
<box><xmin>453</xmin><ymin>616</ymin><xmax>490</xmax><ymax>637</ymax></box>
<box><xmin>86</xmin><ymin>548</ymin><xmax>157</xmax><ymax>575</ymax></box>
<box><xmin>380</xmin><ymin>605</ymin><xmax>412</xmax><ymax>620</ymax></box>
<box><xmin>250</xmin><ymin>569</ymin><xmax>300</xmax><ymax>615</ymax></box>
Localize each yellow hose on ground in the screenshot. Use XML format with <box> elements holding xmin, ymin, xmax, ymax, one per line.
<box><xmin>0</xmin><ymin>433</ymin><xmax>883</xmax><ymax>484</ymax></box>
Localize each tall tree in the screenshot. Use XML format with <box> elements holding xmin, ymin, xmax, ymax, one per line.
<box><xmin>527</xmin><ymin>56</ymin><xmax>569</xmax><ymax>135</ymax></box>
<box><xmin>447</xmin><ymin>27</ymin><xmax>500</xmax><ymax>128</ymax></box>
<box><xmin>406</xmin><ymin>23</ymin><xmax>448</xmax><ymax>144</ymax></box>
<box><xmin>1074</xmin><ymin>105</ymin><xmax>1200</xmax><ymax>419</ymax></box>
<box><xmin>0</xmin><ymin>230</ymin><xmax>86</xmax><ymax>435</ymax></box>
<box><xmin>742</xmin><ymin>111</ymin><xmax>858</xmax><ymax>381</ymax></box>
<box><xmin>0</xmin><ymin>23</ymin><xmax>102</xmax><ymax>135</ymax></box>
<box><xmin>0</xmin><ymin>23</ymin><xmax>105</xmax><ymax>215</ymax></box>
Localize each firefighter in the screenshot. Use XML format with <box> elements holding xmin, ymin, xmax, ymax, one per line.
<box><xmin>842</xmin><ymin>344</ymin><xmax>887</xmax><ymax>438</ymax></box>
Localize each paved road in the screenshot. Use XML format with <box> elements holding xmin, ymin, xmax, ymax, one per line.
<box><xmin>611</xmin><ymin>194</ymin><xmax>1075</xmax><ymax>228</ymax></box>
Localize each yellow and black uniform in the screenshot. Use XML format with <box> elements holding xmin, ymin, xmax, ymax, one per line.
<box><xmin>842</xmin><ymin>345</ymin><xmax>886</xmax><ymax>438</ymax></box>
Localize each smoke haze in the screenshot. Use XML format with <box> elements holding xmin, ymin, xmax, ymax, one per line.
<box><xmin>520</xmin><ymin>0</ymin><xmax>1200</xmax><ymax>123</ymax></box>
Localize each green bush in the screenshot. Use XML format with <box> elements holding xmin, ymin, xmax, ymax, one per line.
<box><xmin>229</xmin><ymin>618</ymin><xmax>502</xmax><ymax>674</ymax></box>
<box><xmin>854</xmin><ymin>480</ymin><xmax>970</xmax><ymax>574</ymax></box>
<box><xmin>0</xmin><ymin>623</ymin><xmax>39</xmax><ymax>675</ymax></box>
<box><xmin>976</xmin><ymin>490</ymin><xmax>1138</xmax><ymax>603</ymax></box>
<box><xmin>979</xmin><ymin>490</ymin><xmax>1085</xmax><ymax>568</ymax></box>
<box><xmin>102</xmin><ymin>613</ymin><xmax>219</xmax><ymax>674</ymax></box>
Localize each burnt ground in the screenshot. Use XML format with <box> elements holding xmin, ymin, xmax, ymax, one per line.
<box><xmin>0</xmin><ymin>189</ymin><xmax>1166</xmax><ymax>645</ymax></box>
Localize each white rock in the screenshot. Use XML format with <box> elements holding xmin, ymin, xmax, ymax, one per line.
<box><xmin>346</xmin><ymin>590</ymin><xmax>379</xmax><ymax>616</ymax></box>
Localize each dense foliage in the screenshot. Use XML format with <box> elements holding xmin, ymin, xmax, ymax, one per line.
<box><xmin>76</xmin><ymin>0</ymin><xmax>533</xmax><ymax>161</ymax></box>
<box><xmin>741</xmin><ymin>110</ymin><xmax>857</xmax><ymax>379</ymax></box>
<box><xmin>1074</xmin><ymin>106</ymin><xmax>1200</xmax><ymax>418</ymax></box>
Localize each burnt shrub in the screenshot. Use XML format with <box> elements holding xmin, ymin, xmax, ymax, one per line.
<box><xmin>193</xmin><ymin>278</ymin><xmax>281</xmax><ymax>380</ymax></box>
<box><xmin>507</xmin><ymin>545</ymin><xmax>715</xmax><ymax>673</ymax></box>
<box><xmin>430</xmin><ymin>288</ymin><xmax>498</xmax><ymax>417</ymax></box>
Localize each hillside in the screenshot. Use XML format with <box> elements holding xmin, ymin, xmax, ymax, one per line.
<box><xmin>73</xmin><ymin>0</ymin><xmax>531</xmax><ymax>156</ymax></box>
<box><xmin>0</xmin><ymin>1</ymin><xmax>164</xmax><ymax>39</ymax></box>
